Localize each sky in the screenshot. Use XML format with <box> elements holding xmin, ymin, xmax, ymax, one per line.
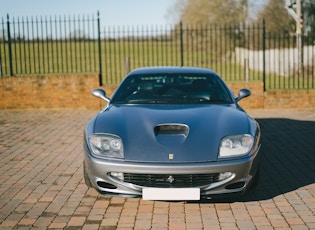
<box><xmin>1</xmin><ymin>0</ymin><xmax>271</xmax><ymax>29</ymax></box>
<box><xmin>1</xmin><ymin>0</ymin><xmax>178</xmax><ymax>26</ymax></box>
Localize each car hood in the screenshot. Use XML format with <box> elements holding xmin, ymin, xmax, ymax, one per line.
<box><xmin>94</xmin><ymin>104</ymin><xmax>250</xmax><ymax>163</ymax></box>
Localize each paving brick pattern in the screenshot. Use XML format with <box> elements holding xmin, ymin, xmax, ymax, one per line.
<box><xmin>0</xmin><ymin>109</ymin><xmax>314</xmax><ymax>229</ymax></box>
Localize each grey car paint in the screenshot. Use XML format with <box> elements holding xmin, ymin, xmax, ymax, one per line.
<box><xmin>83</xmin><ymin>66</ymin><xmax>261</xmax><ymax>200</ymax></box>
<box><xmin>93</xmin><ymin>104</ymin><xmax>252</xmax><ymax>163</ymax></box>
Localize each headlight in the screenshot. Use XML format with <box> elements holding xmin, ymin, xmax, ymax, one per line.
<box><xmin>219</xmin><ymin>134</ymin><xmax>254</xmax><ymax>158</ymax></box>
<box><xmin>89</xmin><ymin>134</ymin><xmax>124</xmax><ymax>159</ymax></box>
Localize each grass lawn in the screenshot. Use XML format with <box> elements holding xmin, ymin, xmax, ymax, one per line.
<box><xmin>1</xmin><ymin>40</ymin><xmax>314</xmax><ymax>90</ymax></box>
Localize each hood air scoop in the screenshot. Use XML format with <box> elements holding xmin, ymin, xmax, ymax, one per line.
<box><xmin>154</xmin><ymin>124</ymin><xmax>189</xmax><ymax>136</ymax></box>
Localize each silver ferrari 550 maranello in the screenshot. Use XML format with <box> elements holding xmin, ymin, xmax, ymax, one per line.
<box><xmin>83</xmin><ymin>66</ymin><xmax>261</xmax><ymax>201</ymax></box>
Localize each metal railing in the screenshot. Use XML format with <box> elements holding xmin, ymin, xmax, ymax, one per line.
<box><xmin>0</xmin><ymin>13</ymin><xmax>101</xmax><ymax>77</ymax></box>
<box><xmin>101</xmin><ymin>22</ymin><xmax>265</xmax><ymax>84</ymax></box>
<box><xmin>1</xmin><ymin>13</ymin><xmax>315</xmax><ymax>90</ymax></box>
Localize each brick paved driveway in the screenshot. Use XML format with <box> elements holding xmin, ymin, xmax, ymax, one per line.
<box><xmin>0</xmin><ymin>109</ymin><xmax>314</xmax><ymax>229</ymax></box>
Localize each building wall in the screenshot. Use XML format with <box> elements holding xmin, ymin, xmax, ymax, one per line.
<box><xmin>0</xmin><ymin>75</ymin><xmax>314</xmax><ymax>110</ymax></box>
<box><xmin>263</xmin><ymin>90</ymin><xmax>315</xmax><ymax>109</ymax></box>
<box><xmin>0</xmin><ymin>74</ymin><xmax>100</xmax><ymax>110</ymax></box>
<box><xmin>235</xmin><ymin>46</ymin><xmax>315</xmax><ymax>76</ymax></box>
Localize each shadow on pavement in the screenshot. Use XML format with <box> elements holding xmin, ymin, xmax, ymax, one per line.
<box><xmin>242</xmin><ymin>118</ymin><xmax>315</xmax><ymax>202</ymax></box>
<box><xmin>199</xmin><ymin>118</ymin><xmax>315</xmax><ymax>204</ymax></box>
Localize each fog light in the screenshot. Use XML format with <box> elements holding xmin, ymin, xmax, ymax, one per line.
<box><xmin>97</xmin><ymin>181</ymin><xmax>117</xmax><ymax>189</ymax></box>
<box><xmin>218</xmin><ymin>172</ymin><xmax>233</xmax><ymax>181</ymax></box>
<box><xmin>110</xmin><ymin>172</ymin><xmax>124</xmax><ymax>181</ymax></box>
<box><xmin>225</xmin><ymin>181</ymin><xmax>246</xmax><ymax>190</ymax></box>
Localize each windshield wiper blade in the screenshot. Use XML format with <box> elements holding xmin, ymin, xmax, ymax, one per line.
<box><xmin>209</xmin><ymin>99</ymin><xmax>231</xmax><ymax>103</ymax></box>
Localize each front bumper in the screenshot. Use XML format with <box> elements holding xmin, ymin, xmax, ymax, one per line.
<box><xmin>84</xmin><ymin>144</ymin><xmax>260</xmax><ymax>200</ymax></box>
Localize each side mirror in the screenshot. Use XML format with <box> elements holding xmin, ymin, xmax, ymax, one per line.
<box><xmin>236</xmin><ymin>88</ymin><xmax>251</xmax><ymax>102</ymax></box>
<box><xmin>92</xmin><ymin>88</ymin><xmax>110</xmax><ymax>102</ymax></box>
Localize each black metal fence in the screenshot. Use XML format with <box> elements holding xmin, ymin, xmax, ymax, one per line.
<box><xmin>0</xmin><ymin>14</ymin><xmax>100</xmax><ymax>77</ymax></box>
<box><xmin>1</xmin><ymin>13</ymin><xmax>315</xmax><ymax>90</ymax></box>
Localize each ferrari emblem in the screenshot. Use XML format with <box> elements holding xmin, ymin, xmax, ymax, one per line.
<box><xmin>169</xmin><ymin>154</ymin><xmax>174</xmax><ymax>160</ymax></box>
<box><xmin>167</xmin><ymin>175</ymin><xmax>175</xmax><ymax>184</ymax></box>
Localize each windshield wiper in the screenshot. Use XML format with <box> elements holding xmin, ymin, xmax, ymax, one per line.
<box><xmin>209</xmin><ymin>99</ymin><xmax>232</xmax><ymax>103</ymax></box>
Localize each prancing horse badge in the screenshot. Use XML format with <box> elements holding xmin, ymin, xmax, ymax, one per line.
<box><xmin>169</xmin><ymin>154</ymin><xmax>174</xmax><ymax>160</ymax></box>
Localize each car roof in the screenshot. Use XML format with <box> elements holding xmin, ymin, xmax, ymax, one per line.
<box><xmin>127</xmin><ymin>66</ymin><xmax>219</xmax><ymax>76</ymax></box>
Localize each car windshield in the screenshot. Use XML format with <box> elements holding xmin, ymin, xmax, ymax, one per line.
<box><xmin>111</xmin><ymin>73</ymin><xmax>233</xmax><ymax>105</ymax></box>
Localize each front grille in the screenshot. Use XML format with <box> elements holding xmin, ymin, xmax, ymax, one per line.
<box><xmin>120</xmin><ymin>173</ymin><xmax>221</xmax><ymax>188</ymax></box>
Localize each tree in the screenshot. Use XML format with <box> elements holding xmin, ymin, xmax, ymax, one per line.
<box><xmin>255</xmin><ymin>0</ymin><xmax>294</xmax><ymax>33</ymax></box>
<box><xmin>303</xmin><ymin>0</ymin><xmax>315</xmax><ymax>37</ymax></box>
<box><xmin>170</xmin><ymin>0</ymin><xmax>256</xmax><ymax>25</ymax></box>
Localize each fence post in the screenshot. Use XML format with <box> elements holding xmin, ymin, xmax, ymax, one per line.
<box><xmin>262</xmin><ymin>19</ymin><xmax>266</xmax><ymax>91</ymax></box>
<box><xmin>244</xmin><ymin>58</ymin><xmax>249</xmax><ymax>82</ymax></box>
<box><xmin>124</xmin><ymin>57</ymin><xmax>130</xmax><ymax>75</ymax></box>
<box><xmin>6</xmin><ymin>14</ymin><xmax>13</xmax><ymax>76</ymax></box>
<box><xmin>180</xmin><ymin>21</ymin><xmax>184</xmax><ymax>66</ymax></box>
<box><xmin>97</xmin><ymin>11</ymin><xmax>103</xmax><ymax>86</ymax></box>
